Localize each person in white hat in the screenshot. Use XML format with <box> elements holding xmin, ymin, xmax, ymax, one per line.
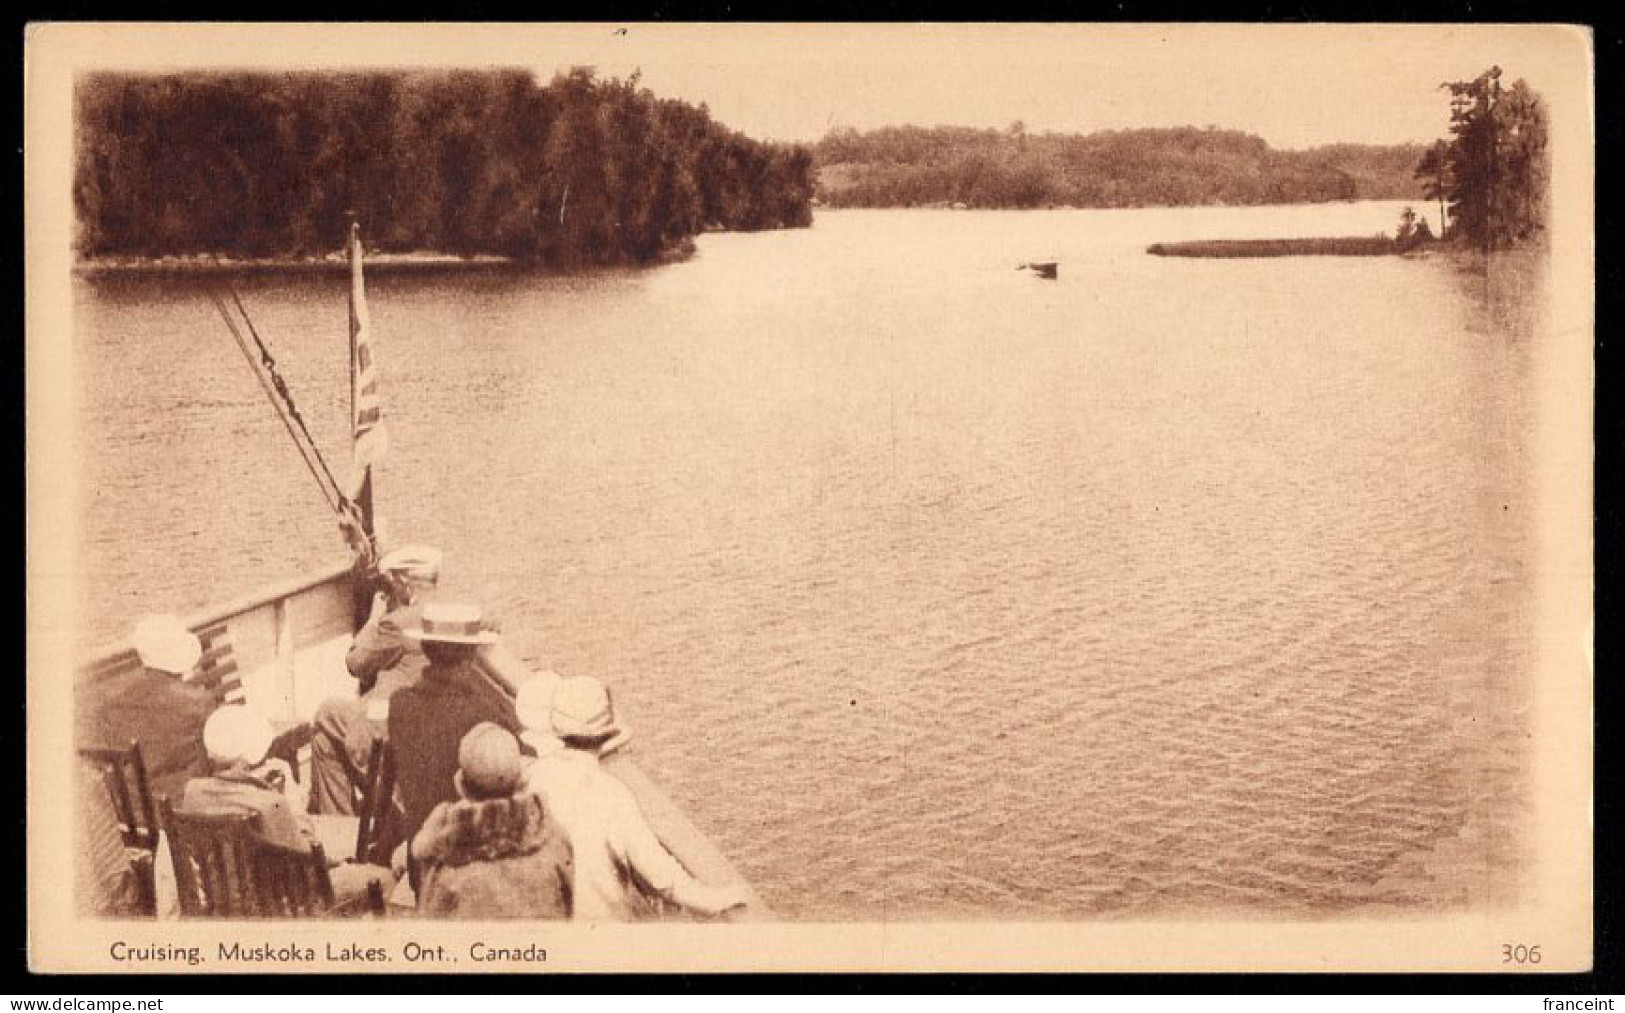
<box><xmin>167</xmin><ymin>705</ymin><xmax>395</xmax><ymax>913</ymax></box>
<box><xmin>309</xmin><ymin>544</ymin><xmax>443</xmax><ymax>817</ymax></box>
<box><xmin>79</xmin><ymin>614</ymin><xmax>216</xmax><ymax>802</ymax></box>
<box><xmin>523</xmin><ymin>676</ymin><xmax>752</xmax><ymax>921</ymax></box>
<box><xmin>385</xmin><ymin>602</ymin><xmax>522</xmax><ymax>843</ymax></box>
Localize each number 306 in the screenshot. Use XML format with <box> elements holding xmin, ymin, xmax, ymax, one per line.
<box><xmin>1503</xmin><ymin>944</ymin><xmax>1542</xmax><ymax>964</ymax></box>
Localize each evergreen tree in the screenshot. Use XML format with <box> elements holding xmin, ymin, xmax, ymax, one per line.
<box><xmin>1414</xmin><ymin>139</ymin><xmax>1451</xmax><ymax>237</ymax></box>
<box><xmin>73</xmin><ymin>69</ymin><xmax>815</xmax><ymax>263</ymax></box>
<box><xmin>1438</xmin><ymin>66</ymin><xmax>1549</xmax><ymax>250</ymax></box>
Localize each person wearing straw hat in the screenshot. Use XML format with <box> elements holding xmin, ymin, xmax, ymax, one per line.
<box><xmin>309</xmin><ymin>543</ymin><xmax>442</xmax><ymax>816</ymax></box>
<box><xmin>79</xmin><ymin>613</ymin><xmax>216</xmax><ymax>802</ymax></box>
<box><xmin>155</xmin><ymin>705</ymin><xmax>396</xmax><ymax>916</ymax></box>
<box><xmin>406</xmin><ymin>723</ymin><xmax>573</xmax><ymax>919</ymax></box>
<box><xmin>524</xmin><ymin>676</ymin><xmax>751</xmax><ymax>921</ymax></box>
<box><xmin>386</xmin><ymin>602</ymin><xmax>523</xmax><ymax>841</ymax></box>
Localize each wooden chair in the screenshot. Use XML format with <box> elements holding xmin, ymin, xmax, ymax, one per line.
<box><xmin>354</xmin><ymin>738</ymin><xmax>398</xmax><ymax>867</ymax></box>
<box><xmin>160</xmin><ymin>798</ymin><xmax>385</xmax><ymax>917</ymax></box>
<box><xmin>79</xmin><ymin>741</ymin><xmax>159</xmax><ymax>851</ymax></box>
<box><xmin>78</xmin><ymin>741</ymin><xmax>159</xmax><ymax>914</ymax></box>
<box><xmin>160</xmin><ymin>799</ymin><xmax>261</xmax><ymax>917</ymax></box>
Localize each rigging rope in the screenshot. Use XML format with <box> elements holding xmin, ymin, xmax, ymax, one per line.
<box><xmin>224</xmin><ymin>283</ymin><xmax>353</xmax><ymax>506</ymax></box>
<box><xmin>205</xmin><ymin>282</ymin><xmax>369</xmax><ymax>548</ymax></box>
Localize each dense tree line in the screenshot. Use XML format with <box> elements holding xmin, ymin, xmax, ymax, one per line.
<box><xmin>814</xmin><ymin>124</ymin><xmax>1426</xmax><ymax>209</ymax></box>
<box><xmin>1416</xmin><ymin>66</ymin><xmax>1548</xmax><ymax>250</ymax></box>
<box><xmin>74</xmin><ymin>69</ymin><xmax>815</xmax><ymax>263</ymax></box>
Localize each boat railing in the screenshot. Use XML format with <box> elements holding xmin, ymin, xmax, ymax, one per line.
<box><xmin>79</xmin><ymin>560</ymin><xmax>357</xmax><ymax>723</ymax></box>
<box><xmin>474</xmin><ymin>642</ymin><xmax>773</xmax><ymax>920</ymax></box>
<box><xmin>79</xmin><ymin>560</ymin><xmax>773</xmax><ymax>920</ymax></box>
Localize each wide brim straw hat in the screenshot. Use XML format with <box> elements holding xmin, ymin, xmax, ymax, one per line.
<box><xmin>131</xmin><ymin>613</ymin><xmax>202</xmax><ymax>676</ymax></box>
<box><xmin>550</xmin><ymin>676</ymin><xmax>624</xmax><ymax>741</ymax></box>
<box><xmin>403</xmin><ymin>602</ymin><xmax>499</xmax><ymax>645</ymax></box>
<box><xmin>202</xmin><ymin>705</ymin><xmax>274</xmax><ymax>768</ymax></box>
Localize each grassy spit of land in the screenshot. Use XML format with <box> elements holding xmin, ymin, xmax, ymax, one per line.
<box><xmin>71</xmin><ymin>240</ymin><xmax>701</xmax><ymax>279</ymax></box>
<box><xmin>1146</xmin><ymin>237</ymin><xmax>1424</xmax><ymax>258</ymax></box>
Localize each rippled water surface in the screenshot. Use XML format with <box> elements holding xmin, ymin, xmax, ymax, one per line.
<box><xmin>76</xmin><ymin>203</ymin><xmax>1534</xmax><ymax>918</ymax></box>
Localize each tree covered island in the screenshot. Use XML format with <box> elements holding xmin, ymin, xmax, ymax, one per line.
<box><xmin>813</xmin><ymin>124</ymin><xmax>1428</xmax><ymax>209</ymax></box>
<box><xmin>75</xmin><ymin>69</ymin><xmax>816</xmax><ymax>267</ymax></box>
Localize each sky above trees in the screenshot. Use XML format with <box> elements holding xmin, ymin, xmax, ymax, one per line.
<box><xmin>62</xmin><ymin>24</ymin><xmax>1585</xmax><ymax>152</ymax></box>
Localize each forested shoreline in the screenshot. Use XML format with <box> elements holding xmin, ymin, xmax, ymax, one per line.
<box><xmin>74</xmin><ymin>69</ymin><xmax>815</xmax><ymax>265</ymax></box>
<box><xmin>814</xmin><ymin>124</ymin><xmax>1426</xmax><ymax>209</ymax></box>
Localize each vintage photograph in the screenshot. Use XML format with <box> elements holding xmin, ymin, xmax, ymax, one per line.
<box><xmin>26</xmin><ymin>23</ymin><xmax>1593</xmax><ymax>972</ymax></box>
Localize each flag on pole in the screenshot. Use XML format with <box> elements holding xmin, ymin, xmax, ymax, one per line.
<box><xmin>349</xmin><ymin>222</ymin><xmax>388</xmax><ymax>496</ymax></box>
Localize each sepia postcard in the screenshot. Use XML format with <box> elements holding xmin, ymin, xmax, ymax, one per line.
<box><xmin>25</xmin><ymin>22</ymin><xmax>1594</xmax><ymax>973</ymax></box>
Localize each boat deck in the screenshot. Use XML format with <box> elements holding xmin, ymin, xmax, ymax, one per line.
<box><xmin>78</xmin><ymin>561</ymin><xmax>771</xmax><ymax>920</ymax></box>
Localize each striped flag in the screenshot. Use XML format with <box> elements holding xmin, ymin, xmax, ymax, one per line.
<box><xmin>348</xmin><ymin>222</ymin><xmax>388</xmax><ymax>497</ymax></box>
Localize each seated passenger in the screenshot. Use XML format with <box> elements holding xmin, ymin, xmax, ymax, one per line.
<box><xmin>80</xmin><ymin>614</ymin><xmax>215</xmax><ymax>801</ymax></box>
<box><xmin>309</xmin><ymin>544</ymin><xmax>441</xmax><ymax>816</ymax></box>
<box><xmin>407</xmin><ymin>723</ymin><xmax>573</xmax><ymax>919</ymax></box>
<box><xmin>524</xmin><ymin>676</ymin><xmax>751</xmax><ymax>921</ymax></box>
<box><xmin>387</xmin><ymin>602</ymin><xmax>523</xmax><ymax>840</ymax></box>
<box><xmin>163</xmin><ymin>706</ymin><xmax>394</xmax><ymax>913</ymax></box>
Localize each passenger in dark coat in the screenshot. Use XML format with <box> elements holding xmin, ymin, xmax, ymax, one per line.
<box><xmin>408</xmin><ymin>722</ymin><xmax>573</xmax><ymax>919</ymax></box>
<box><xmin>386</xmin><ymin>603</ymin><xmax>522</xmax><ymax>839</ymax></box>
<box><xmin>79</xmin><ymin>614</ymin><xmax>215</xmax><ymax>802</ymax></box>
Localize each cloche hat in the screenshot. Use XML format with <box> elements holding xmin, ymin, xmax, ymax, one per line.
<box><xmin>550</xmin><ymin>676</ymin><xmax>623</xmax><ymax>742</ymax></box>
<box><xmin>454</xmin><ymin>722</ymin><xmax>523</xmax><ymax>800</ymax></box>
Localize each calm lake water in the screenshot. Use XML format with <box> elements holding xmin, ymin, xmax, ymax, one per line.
<box><xmin>75</xmin><ymin>202</ymin><xmax>1534</xmax><ymax>918</ymax></box>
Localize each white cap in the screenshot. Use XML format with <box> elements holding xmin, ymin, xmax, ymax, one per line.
<box><xmin>378</xmin><ymin>544</ymin><xmax>443</xmax><ymax>582</ymax></box>
<box><xmin>131</xmin><ymin>614</ymin><xmax>201</xmax><ymax>676</ymax></box>
<box><xmin>202</xmin><ymin>706</ymin><xmax>274</xmax><ymax>768</ymax></box>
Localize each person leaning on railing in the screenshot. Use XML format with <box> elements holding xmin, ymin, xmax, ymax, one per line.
<box><xmin>517</xmin><ymin>675</ymin><xmax>752</xmax><ymax>921</ymax></box>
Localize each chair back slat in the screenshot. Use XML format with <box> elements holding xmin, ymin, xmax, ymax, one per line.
<box><xmin>354</xmin><ymin>740</ymin><xmax>399</xmax><ymax>866</ymax></box>
<box><xmin>105</xmin><ymin>766</ymin><xmax>134</xmax><ymax>836</ymax></box>
<box><xmin>365</xmin><ymin>879</ymin><xmax>387</xmax><ymax>916</ymax></box>
<box><xmin>251</xmin><ymin>839</ymin><xmax>336</xmax><ymax>917</ymax></box>
<box><xmin>79</xmin><ymin>742</ymin><xmax>159</xmax><ymax>851</ymax></box>
<box><xmin>159</xmin><ymin>796</ymin><xmax>262</xmax><ymax>917</ymax></box>
<box><xmin>160</xmin><ymin>795</ymin><xmax>358</xmax><ymax>918</ymax></box>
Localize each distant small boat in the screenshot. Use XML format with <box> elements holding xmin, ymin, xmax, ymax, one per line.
<box><xmin>1018</xmin><ymin>261</ymin><xmax>1058</xmax><ymax>279</ymax></box>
